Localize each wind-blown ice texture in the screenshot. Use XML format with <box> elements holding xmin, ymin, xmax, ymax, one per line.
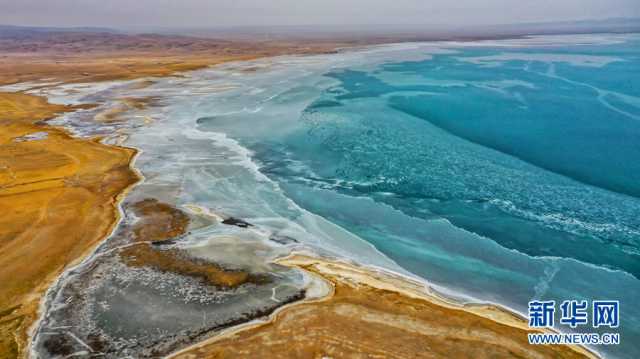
<box><xmin>192</xmin><ymin>35</ymin><xmax>640</xmax><ymax>358</ymax></box>
<box><xmin>29</xmin><ymin>34</ymin><xmax>640</xmax><ymax>358</ymax></box>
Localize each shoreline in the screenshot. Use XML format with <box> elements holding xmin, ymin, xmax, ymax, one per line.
<box><xmin>0</xmin><ymin>50</ymin><xmax>295</xmax><ymax>359</ymax></box>
<box><xmin>1</xmin><ymin>37</ymin><xmax>614</xmax><ymax>358</ymax></box>
<box><xmin>0</xmin><ymin>91</ymin><xmax>139</xmax><ymax>358</ymax></box>
<box><xmin>143</xmin><ymin>46</ymin><xmax>606</xmax><ymax>358</ymax></box>
<box><xmin>25</xmin><ymin>143</ymin><xmax>144</xmax><ymax>359</ymax></box>
<box><xmin>165</xmin><ymin>253</ymin><xmax>337</xmax><ymax>358</ymax></box>
<box><xmin>171</xmin><ymin>252</ymin><xmax>598</xmax><ymax>359</ymax></box>
<box><xmin>278</xmin><ymin>253</ymin><xmax>597</xmax><ymax>352</ymax></box>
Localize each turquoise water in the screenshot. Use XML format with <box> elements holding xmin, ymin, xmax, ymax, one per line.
<box><xmin>296</xmin><ymin>44</ymin><xmax>640</xmax><ymax>278</ymax></box>
<box><xmin>190</xmin><ymin>35</ymin><xmax>640</xmax><ymax>358</ymax></box>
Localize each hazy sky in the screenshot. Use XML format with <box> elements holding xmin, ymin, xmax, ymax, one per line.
<box><xmin>1</xmin><ymin>0</ymin><xmax>639</xmax><ymax>28</ymax></box>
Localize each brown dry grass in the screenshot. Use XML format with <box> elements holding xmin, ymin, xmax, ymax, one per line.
<box><xmin>0</xmin><ymin>91</ymin><xmax>138</xmax><ymax>358</ymax></box>
<box><xmin>129</xmin><ymin>198</ymin><xmax>191</xmax><ymax>243</ymax></box>
<box><xmin>118</xmin><ymin>198</ymin><xmax>268</xmax><ymax>289</ymax></box>
<box><xmin>0</xmin><ymin>33</ymin><xmax>346</xmax><ymax>88</ymax></box>
<box><xmin>0</xmin><ymin>54</ymin><xmax>265</xmax><ymax>86</ymax></box>
<box><xmin>174</xmin><ymin>259</ymin><xmax>593</xmax><ymax>359</ymax></box>
<box><xmin>120</xmin><ymin>245</ymin><xmax>269</xmax><ymax>289</ymax></box>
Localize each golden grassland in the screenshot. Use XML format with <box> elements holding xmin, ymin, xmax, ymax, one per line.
<box><xmin>0</xmin><ymin>35</ymin><xmax>345</xmax><ymax>88</ymax></box>
<box><xmin>0</xmin><ymin>54</ymin><xmax>264</xmax><ymax>86</ymax></box>
<box><xmin>0</xmin><ymin>91</ymin><xmax>139</xmax><ymax>358</ymax></box>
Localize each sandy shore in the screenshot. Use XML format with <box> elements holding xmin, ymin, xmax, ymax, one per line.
<box><xmin>172</xmin><ymin>253</ymin><xmax>597</xmax><ymax>359</ymax></box>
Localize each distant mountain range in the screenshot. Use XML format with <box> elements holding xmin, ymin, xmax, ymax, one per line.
<box><xmin>475</xmin><ymin>17</ymin><xmax>640</xmax><ymax>36</ymax></box>
<box><xmin>0</xmin><ymin>24</ymin><xmax>120</xmax><ymax>39</ymax></box>
<box><xmin>140</xmin><ymin>17</ymin><xmax>640</xmax><ymax>41</ymax></box>
<box><xmin>1</xmin><ymin>18</ymin><xmax>639</xmax><ymax>42</ymax></box>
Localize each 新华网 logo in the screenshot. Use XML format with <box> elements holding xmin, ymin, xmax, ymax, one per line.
<box><xmin>527</xmin><ymin>300</ymin><xmax>620</xmax><ymax>346</ymax></box>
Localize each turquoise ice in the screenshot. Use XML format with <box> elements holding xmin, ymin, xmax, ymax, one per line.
<box><xmin>168</xmin><ymin>34</ymin><xmax>640</xmax><ymax>358</ymax></box>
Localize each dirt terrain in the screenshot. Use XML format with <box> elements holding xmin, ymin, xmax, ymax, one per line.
<box><xmin>0</xmin><ymin>30</ymin><xmax>351</xmax><ymax>86</ymax></box>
